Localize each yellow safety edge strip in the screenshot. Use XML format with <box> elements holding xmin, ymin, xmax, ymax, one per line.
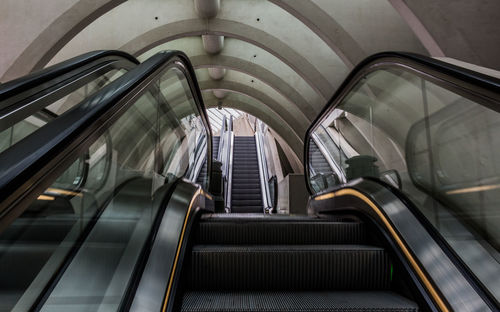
<box><xmin>161</xmin><ymin>188</ymin><xmax>203</xmax><ymax>312</ymax></box>
<box><xmin>46</xmin><ymin>188</ymin><xmax>83</xmax><ymax>197</ymax></box>
<box><xmin>315</xmin><ymin>188</ymin><xmax>449</xmax><ymax>312</ymax></box>
<box><xmin>37</xmin><ymin>195</ymin><xmax>55</xmax><ymax>201</ymax></box>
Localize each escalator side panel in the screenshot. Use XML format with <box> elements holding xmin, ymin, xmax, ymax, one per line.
<box><xmin>129</xmin><ymin>180</ymin><xmax>207</xmax><ymax>312</ymax></box>
<box><xmin>304</xmin><ymin>52</ymin><xmax>500</xmax><ymax>310</ymax></box>
<box><xmin>0</xmin><ymin>51</ymin><xmax>213</xmax><ymax>312</ymax></box>
<box><xmin>38</xmin><ymin>178</ymin><xmax>158</xmax><ymax>312</ymax></box>
<box><xmin>309</xmin><ymin>179</ymin><xmax>491</xmax><ymax>312</ymax></box>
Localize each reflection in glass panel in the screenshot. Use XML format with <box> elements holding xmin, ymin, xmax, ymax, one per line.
<box><xmin>159</xmin><ymin>67</ymin><xmax>208</xmax><ymax>189</ymax></box>
<box><xmin>0</xmin><ymin>69</ymin><xmax>126</xmax><ymax>155</ymax></box>
<box><xmin>308</xmin><ymin>67</ymin><xmax>500</xmax><ymax>301</ymax></box>
<box><xmin>0</xmin><ymin>65</ymin><xmax>208</xmax><ymax>311</ymax></box>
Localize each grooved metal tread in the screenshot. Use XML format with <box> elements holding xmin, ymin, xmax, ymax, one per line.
<box><xmin>191</xmin><ymin>244</ymin><xmax>390</xmax><ymax>290</ymax></box>
<box><xmin>231</xmin><ymin>136</ymin><xmax>262</xmax><ymax>213</ymax></box>
<box><xmin>193</xmin><ymin>244</ymin><xmax>380</xmax><ymax>252</ymax></box>
<box><xmin>200</xmin><ymin>213</ymin><xmax>346</xmax><ymax>222</ymax></box>
<box><xmin>197</xmin><ymin>221</ymin><xmax>365</xmax><ymax>244</ymax></box>
<box><xmin>181</xmin><ymin>291</ymin><xmax>418</xmax><ymax>312</ymax></box>
<box><xmin>310</xmin><ymin>141</ymin><xmax>333</xmax><ymax>174</ymax></box>
<box><xmin>231</xmin><ymin>206</ymin><xmax>263</xmax><ymax>213</ymax></box>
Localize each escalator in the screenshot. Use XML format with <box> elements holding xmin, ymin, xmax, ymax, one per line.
<box><xmin>166</xmin><ymin>53</ymin><xmax>499</xmax><ymax>311</ymax></box>
<box><xmin>303</xmin><ymin>53</ymin><xmax>500</xmax><ymax>312</ymax></box>
<box><xmin>0</xmin><ymin>49</ymin><xmax>498</xmax><ymax>312</ymax></box>
<box><xmin>230</xmin><ymin>136</ymin><xmax>263</xmax><ymax>213</ymax></box>
<box><xmin>309</xmin><ymin>140</ymin><xmax>336</xmax><ymax>192</ymax></box>
<box><xmin>309</xmin><ymin>140</ymin><xmax>333</xmax><ymax>175</ymax></box>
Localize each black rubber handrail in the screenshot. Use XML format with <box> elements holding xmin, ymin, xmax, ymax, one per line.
<box><xmin>0</xmin><ymin>50</ymin><xmax>139</xmax><ymax>101</ymax></box>
<box><xmin>0</xmin><ymin>50</ymin><xmax>212</xmax><ymax>226</ymax></box>
<box><xmin>304</xmin><ymin>51</ymin><xmax>500</xmax><ymax>195</ymax></box>
<box><xmin>0</xmin><ymin>50</ymin><xmax>139</xmax><ymax>132</ymax></box>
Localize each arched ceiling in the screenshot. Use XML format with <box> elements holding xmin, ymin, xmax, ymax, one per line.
<box><xmin>1</xmin><ymin>0</ymin><xmax>499</xmax><ymax>161</ymax></box>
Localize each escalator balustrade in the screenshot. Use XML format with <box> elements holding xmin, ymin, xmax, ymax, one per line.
<box><xmin>306</xmin><ymin>52</ymin><xmax>500</xmax><ymax>311</ymax></box>
<box><xmin>0</xmin><ymin>50</ymin><xmax>138</xmax><ymax>155</ymax></box>
<box><xmin>0</xmin><ymin>51</ymin><xmax>211</xmax><ymax>312</ymax></box>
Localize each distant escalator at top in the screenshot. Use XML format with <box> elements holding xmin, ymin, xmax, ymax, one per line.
<box><xmin>0</xmin><ymin>50</ymin><xmax>211</xmax><ymax>312</ymax></box>
<box><xmin>231</xmin><ymin>136</ymin><xmax>263</xmax><ymax>213</ymax></box>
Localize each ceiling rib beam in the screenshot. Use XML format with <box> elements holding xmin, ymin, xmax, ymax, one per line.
<box><xmin>190</xmin><ymin>54</ymin><xmax>320</xmax><ymax>119</ymax></box>
<box><xmin>388</xmin><ymin>0</ymin><xmax>445</xmax><ymax>57</ymax></box>
<box><xmin>1</xmin><ymin>0</ymin><xmax>126</xmax><ymax>82</ymax></box>
<box><xmin>199</xmin><ymin>79</ymin><xmax>309</xmax><ymax>137</ymax></box>
<box><xmin>270</xmin><ymin>0</ymin><xmax>366</xmax><ymax>69</ymax></box>
<box><xmin>120</xmin><ymin>19</ymin><xmax>333</xmax><ymax>100</ymax></box>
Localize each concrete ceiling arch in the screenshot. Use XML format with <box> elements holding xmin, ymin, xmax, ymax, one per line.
<box><xmin>139</xmin><ymin>37</ymin><xmax>325</xmax><ymax>111</ymax></box>
<box><xmin>119</xmin><ymin>19</ymin><xmax>335</xmax><ymax>99</ymax></box>
<box><xmin>140</xmin><ymin>38</ymin><xmax>321</xmax><ymax>126</ymax></box>
<box><xmin>1</xmin><ymin>0</ymin><xmax>126</xmax><ymax>82</ymax></box>
<box><xmin>2</xmin><ymin>0</ymin><xmax>500</xmax><ymax>83</ymax></box>
<box><xmin>395</xmin><ymin>0</ymin><xmax>500</xmax><ymax>70</ymax></box>
<box><xmin>195</xmin><ymin>68</ymin><xmax>311</xmax><ymax>128</ymax></box>
<box><xmin>387</xmin><ymin>0</ymin><xmax>444</xmax><ymax>57</ymax></box>
<box><xmin>269</xmin><ymin>0</ymin><xmax>366</xmax><ymax>69</ymax></box>
<box><xmin>190</xmin><ymin>54</ymin><xmax>321</xmax><ymax>119</ymax></box>
<box><xmin>198</xmin><ymin>79</ymin><xmax>308</xmax><ymax>139</ymax></box>
<box><xmin>311</xmin><ymin>0</ymin><xmax>428</xmax><ymax>57</ymax></box>
<box><xmin>155</xmin><ymin>84</ymin><xmax>304</xmax><ymax>159</ymax></box>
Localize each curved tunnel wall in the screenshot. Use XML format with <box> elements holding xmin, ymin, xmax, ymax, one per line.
<box><xmin>1</xmin><ymin>0</ymin><xmax>499</xmax><ymax>169</ymax></box>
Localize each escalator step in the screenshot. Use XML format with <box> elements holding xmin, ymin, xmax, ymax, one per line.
<box><xmin>231</xmin><ymin>191</ymin><xmax>260</xmax><ymax>195</ymax></box>
<box><xmin>232</xmin><ymin>178</ymin><xmax>260</xmax><ymax>182</ymax></box>
<box><xmin>231</xmin><ymin>193</ymin><xmax>262</xmax><ymax>201</ymax></box>
<box><xmin>232</xmin><ymin>200</ymin><xmax>262</xmax><ymax>206</ymax></box>
<box><xmin>231</xmin><ymin>206</ymin><xmax>262</xmax><ymax>213</ymax></box>
<box><xmin>233</xmin><ymin>162</ymin><xmax>259</xmax><ymax>166</ymax></box>
<box><xmin>232</xmin><ymin>183</ymin><xmax>261</xmax><ymax>188</ymax></box>
<box><xmin>232</xmin><ymin>174</ymin><xmax>260</xmax><ymax>179</ymax></box>
<box><xmin>181</xmin><ymin>291</ymin><xmax>418</xmax><ymax>312</ymax></box>
<box><xmin>232</xmin><ymin>173</ymin><xmax>260</xmax><ymax>177</ymax></box>
<box><xmin>231</xmin><ymin>188</ymin><xmax>261</xmax><ymax>194</ymax></box>
<box><xmin>233</xmin><ymin>169</ymin><xmax>259</xmax><ymax>173</ymax></box>
<box><xmin>232</xmin><ymin>166</ymin><xmax>259</xmax><ymax>170</ymax></box>
<box><xmin>191</xmin><ymin>245</ymin><xmax>390</xmax><ymax>290</ymax></box>
<box><xmin>197</xmin><ymin>221</ymin><xmax>365</xmax><ymax>245</ymax></box>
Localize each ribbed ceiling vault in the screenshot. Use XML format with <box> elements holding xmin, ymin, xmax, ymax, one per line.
<box><xmin>1</xmin><ymin>0</ymin><xmax>500</xmax><ymax>161</ymax></box>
